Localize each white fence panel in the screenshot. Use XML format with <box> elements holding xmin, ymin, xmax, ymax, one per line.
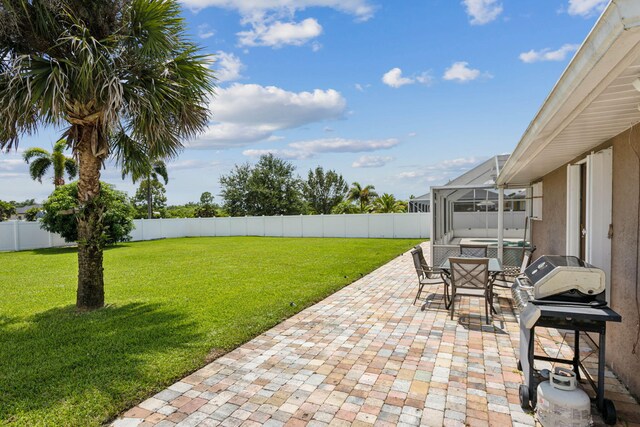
<box><xmin>368</xmin><ymin>214</ymin><xmax>395</xmax><ymax>238</ymax></box>
<box><xmin>302</xmin><ymin>216</ymin><xmax>323</xmax><ymax>237</ymax></box>
<box><xmin>345</xmin><ymin>215</ymin><xmax>369</xmax><ymax>237</ymax></box>
<box><xmin>0</xmin><ymin>222</ymin><xmax>16</xmax><ymax>251</ymax></box>
<box><xmin>282</xmin><ymin>216</ymin><xmax>303</xmax><ymax>237</ymax></box>
<box><xmin>264</xmin><ymin>216</ymin><xmax>284</xmax><ymax>236</ymax></box>
<box><xmin>322</xmin><ymin>215</ymin><xmax>346</xmax><ymax>238</ymax></box>
<box><xmin>2</xmin><ymin>213</ymin><xmax>433</xmax><ymax>252</ymax></box>
<box><xmin>246</xmin><ymin>217</ymin><xmax>264</xmax><ymax>236</ymax></box>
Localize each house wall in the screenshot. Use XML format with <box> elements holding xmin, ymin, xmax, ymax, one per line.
<box><xmin>608</xmin><ymin>128</ymin><xmax>640</xmax><ymax>397</ymax></box>
<box><xmin>531</xmin><ymin>166</ymin><xmax>567</xmax><ymax>257</ymax></box>
<box><xmin>529</xmin><ymin>127</ymin><xmax>640</xmax><ymax>398</ymax></box>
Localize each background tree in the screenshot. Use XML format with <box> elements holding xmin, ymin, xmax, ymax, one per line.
<box><xmin>331</xmin><ymin>200</ymin><xmax>362</xmax><ymax>214</ymax></box>
<box><xmin>194</xmin><ymin>192</ymin><xmax>217</xmax><ymax>218</ymax></box>
<box><xmin>41</xmin><ymin>182</ymin><xmax>135</xmax><ymax>244</ymax></box>
<box><xmin>371</xmin><ymin>193</ymin><xmax>407</xmax><ymax>213</ymax></box>
<box><xmin>348</xmin><ymin>182</ymin><xmax>378</xmax><ymax>212</ymax></box>
<box><xmin>0</xmin><ymin>0</ymin><xmax>213</xmax><ymax>309</ymax></box>
<box><xmin>121</xmin><ymin>153</ymin><xmax>169</xmax><ymax>219</ymax></box>
<box><xmin>303</xmin><ymin>167</ymin><xmax>348</xmax><ymax>214</ymax></box>
<box><xmin>23</xmin><ymin>139</ymin><xmax>77</xmax><ymax>187</ymax></box>
<box><xmin>220</xmin><ymin>154</ymin><xmax>303</xmax><ymax>216</ymax></box>
<box><xmin>0</xmin><ymin>200</ymin><xmax>15</xmax><ymax>221</ymax></box>
<box><xmin>133</xmin><ymin>180</ymin><xmax>167</xmax><ymax>219</ymax></box>
<box><xmin>24</xmin><ymin>207</ymin><xmax>43</xmax><ymax>221</ymax></box>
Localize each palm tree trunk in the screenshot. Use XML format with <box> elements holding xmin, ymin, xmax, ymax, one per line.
<box><xmin>76</xmin><ymin>128</ymin><xmax>105</xmax><ymax>310</ymax></box>
<box><xmin>147</xmin><ymin>178</ymin><xmax>152</xmax><ymax>219</ymax></box>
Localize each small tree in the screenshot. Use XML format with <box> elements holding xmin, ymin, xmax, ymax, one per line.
<box><xmin>194</xmin><ymin>192</ymin><xmax>217</xmax><ymax>218</ymax></box>
<box><xmin>23</xmin><ymin>139</ymin><xmax>77</xmax><ymax>187</ymax></box>
<box><xmin>133</xmin><ymin>179</ymin><xmax>167</xmax><ymax>219</ymax></box>
<box><xmin>348</xmin><ymin>182</ymin><xmax>378</xmax><ymax>212</ymax></box>
<box><xmin>303</xmin><ymin>167</ymin><xmax>348</xmax><ymax>214</ymax></box>
<box><xmin>24</xmin><ymin>207</ymin><xmax>42</xmax><ymax>221</ymax></box>
<box><xmin>371</xmin><ymin>193</ymin><xmax>407</xmax><ymax>213</ymax></box>
<box><xmin>331</xmin><ymin>200</ymin><xmax>362</xmax><ymax>214</ymax></box>
<box><xmin>41</xmin><ymin>182</ymin><xmax>134</xmax><ymax>244</ymax></box>
<box><xmin>0</xmin><ymin>200</ymin><xmax>16</xmax><ymax>221</ymax></box>
<box><xmin>220</xmin><ymin>154</ymin><xmax>303</xmax><ymax>216</ymax></box>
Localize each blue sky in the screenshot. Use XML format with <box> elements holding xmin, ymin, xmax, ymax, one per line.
<box><xmin>0</xmin><ymin>0</ymin><xmax>607</xmax><ymax>204</ymax></box>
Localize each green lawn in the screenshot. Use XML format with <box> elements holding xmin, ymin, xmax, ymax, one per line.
<box><xmin>0</xmin><ymin>237</ymin><xmax>419</xmax><ymax>426</ymax></box>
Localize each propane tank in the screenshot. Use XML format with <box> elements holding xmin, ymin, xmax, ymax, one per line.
<box><xmin>536</xmin><ymin>367</ymin><xmax>591</xmax><ymax>427</ymax></box>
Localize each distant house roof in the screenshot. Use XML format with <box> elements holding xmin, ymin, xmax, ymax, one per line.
<box><xmin>15</xmin><ymin>204</ymin><xmax>41</xmax><ymax>214</ymax></box>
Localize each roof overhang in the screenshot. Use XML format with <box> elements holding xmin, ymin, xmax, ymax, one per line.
<box><xmin>497</xmin><ymin>0</ymin><xmax>640</xmax><ymax>186</ymax></box>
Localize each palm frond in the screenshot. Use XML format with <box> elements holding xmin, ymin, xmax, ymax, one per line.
<box><xmin>64</xmin><ymin>157</ymin><xmax>77</xmax><ymax>179</ymax></box>
<box><xmin>152</xmin><ymin>160</ymin><xmax>169</xmax><ymax>184</ymax></box>
<box><xmin>28</xmin><ymin>156</ymin><xmax>51</xmax><ymax>183</ymax></box>
<box><xmin>23</xmin><ymin>147</ymin><xmax>50</xmax><ymax>163</ymax></box>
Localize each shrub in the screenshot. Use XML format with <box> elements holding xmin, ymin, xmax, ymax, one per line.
<box><xmin>24</xmin><ymin>207</ymin><xmax>42</xmax><ymax>221</ymax></box>
<box><xmin>41</xmin><ymin>182</ymin><xmax>135</xmax><ymax>244</ymax></box>
<box><xmin>0</xmin><ymin>200</ymin><xmax>15</xmax><ymax>221</ymax></box>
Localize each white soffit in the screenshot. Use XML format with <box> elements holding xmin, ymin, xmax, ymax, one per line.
<box><xmin>498</xmin><ymin>0</ymin><xmax>640</xmax><ymax>186</ymax></box>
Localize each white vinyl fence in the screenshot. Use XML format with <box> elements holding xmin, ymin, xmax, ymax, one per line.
<box><xmin>0</xmin><ymin>213</ymin><xmax>431</xmax><ymax>252</ymax></box>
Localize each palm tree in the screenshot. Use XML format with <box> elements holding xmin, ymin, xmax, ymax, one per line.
<box><xmin>348</xmin><ymin>182</ymin><xmax>378</xmax><ymax>212</ymax></box>
<box><xmin>372</xmin><ymin>193</ymin><xmax>407</xmax><ymax>213</ymax></box>
<box><xmin>0</xmin><ymin>1</ymin><xmax>213</xmax><ymax>310</ymax></box>
<box><xmin>23</xmin><ymin>139</ymin><xmax>77</xmax><ymax>187</ymax></box>
<box><xmin>121</xmin><ymin>153</ymin><xmax>169</xmax><ymax>219</ymax></box>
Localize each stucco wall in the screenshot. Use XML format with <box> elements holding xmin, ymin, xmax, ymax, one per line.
<box><xmin>608</xmin><ymin>128</ymin><xmax>640</xmax><ymax>397</ymax></box>
<box><xmin>531</xmin><ymin>166</ymin><xmax>567</xmax><ymax>258</ymax></box>
<box><xmin>529</xmin><ymin>127</ymin><xmax>640</xmax><ymax>399</ymax></box>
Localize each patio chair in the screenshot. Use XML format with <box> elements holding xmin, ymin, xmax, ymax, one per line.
<box><xmin>448</xmin><ymin>257</ymin><xmax>491</xmax><ymax>324</ymax></box>
<box><xmin>493</xmin><ymin>248</ymin><xmax>535</xmax><ymax>289</ymax></box>
<box><xmin>460</xmin><ymin>243</ymin><xmax>488</xmax><ymax>257</ymax></box>
<box><xmin>410</xmin><ymin>248</ymin><xmax>450</xmax><ymax>307</ymax></box>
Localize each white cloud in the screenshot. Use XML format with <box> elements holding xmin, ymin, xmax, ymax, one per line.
<box><xmin>238</xmin><ymin>18</ymin><xmax>323</xmax><ymax>48</ymax></box>
<box><xmin>242</xmin><ymin>148</ymin><xmax>312</xmax><ymax>160</ymax></box>
<box><xmin>179</xmin><ymin>1</ymin><xmax>374</xmax><ymax>48</ymax></box>
<box><xmin>167</xmin><ymin>160</ymin><xmax>219</xmax><ymax>170</ymax></box>
<box><xmin>198</xmin><ymin>24</ymin><xmax>215</xmax><ymax>39</ymax></box>
<box><xmin>443</xmin><ymin>61</ymin><xmax>485</xmax><ymax>83</ymax></box>
<box><xmin>354</xmin><ymin>83</ymin><xmax>371</xmax><ymax>92</ymax></box>
<box><xmin>399</xmin><ymin>157</ymin><xmax>482</xmax><ymax>183</ymax></box>
<box><xmin>382</xmin><ymin>68</ymin><xmax>414</xmax><ymax>88</ymax></box>
<box><xmin>311</xmin><ymin>41</ymin><xmax>322</xmax><ymax>52</ymax></box>
<box><xmin>0</xmin><ymin>158</ymin><xmax>24</xmax><ymax>171</ymax></box>
<box><xmin>241</xmin><ymin>137</ymin><xmax>399</xmax><ymax>161</ymax></box>
<box><xmin>178</xmin><ymin>0</ymin><xmax>376</xmax><ymax>21</ymax></box>
<box><xmin>519</xmin><ymin>44</ymin><xmax>579</xmax><ymax>63</ymax></box>
<box><xmin>190</xmin><ymin>84</ymin><xmax>346</xmax><ymax>148</ymax></box>
<box><xmin>210</xmin><ymin>51</ymin><xmax>244</xmax><ymax>82</ymax></box>
<box><xmin>462</xmin><ymin>0</ymin><xmax>503</xmax><ymax>25</ymax></box>
<box><xmin>382</xmin><ymin>68</ymin><xmax>433</xmax><ymax>88</ymax></box>
<box><xmin>213</xmin><ymin>84</ymin><xmax>346</xmax><ymax>128</ymax></box>
<box><xmin>289</xmin><ymin>137</ymin><xmax>399</xmax><ymax>153</ymax></box>
<box><xmin>352</xmin><ymin>155</ymin><xmax>394</xmax><ymax>168</ymax></box>
<box><xmin>567</xmin><ymin>0</ymin><xmax>607</xmax><ymax>17</ymax></box>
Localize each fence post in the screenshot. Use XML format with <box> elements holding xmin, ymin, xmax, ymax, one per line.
<box><xmin>13</xmin><ymin>221</ymin><xmax>19</xmax><ymax>251</ymax></box>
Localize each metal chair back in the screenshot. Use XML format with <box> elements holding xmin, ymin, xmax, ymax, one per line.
<box><xmin>460</xmin><ymin>243</ymin><xmax>488</xmax><ymax>257</ymax></box>
<box><xmin>449</xmin><ymin>257</ymin><xmax>489</xmax><ymax>290</ymax></box>
<box><xmin>411</xmin><ymin>249</ymin><xmax>427</xmax><ymax>280</ymax></box>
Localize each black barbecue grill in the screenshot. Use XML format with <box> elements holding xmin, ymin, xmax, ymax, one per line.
<box><xmin>512</xmin><ymin>255</ymin><xmax>622</xmax><ymax>425</ymax></box>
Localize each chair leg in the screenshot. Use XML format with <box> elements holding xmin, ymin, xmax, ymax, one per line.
<box><xmin>413</xmin><ymin>283</ymin><xmax>424</xmax><ymax>305</ymax></box>
<box><xmin>450</xmin><ymin>290</ymin><xmax>455</xmax><ymax>320</ymax></box>
<box><xmin>485</xmin><ymin>297</ymin><xmax>490</xmax><ymax>324</ymax></box>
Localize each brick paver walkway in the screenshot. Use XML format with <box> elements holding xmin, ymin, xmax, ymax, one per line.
<box><xmin>113</xmin><ymin>244</ymin><xmax>640</xmax><ymax>427</ymax></box>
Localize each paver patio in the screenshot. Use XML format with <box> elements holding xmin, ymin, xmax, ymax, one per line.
<box><xmin>112</xmin><ymin>243</ymin><xmax>640</xmax><ymax>427</ymax></box>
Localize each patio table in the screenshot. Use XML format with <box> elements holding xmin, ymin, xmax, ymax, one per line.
<box><xmin>440</xmin><ymin>257</ymin><xmax>504</xmax><ymax>314</ymax></box>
